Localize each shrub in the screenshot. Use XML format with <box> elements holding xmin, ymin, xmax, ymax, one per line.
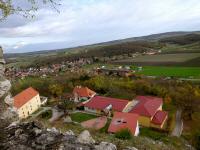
<box><xmin>115</xmin><ymin>128</ymin><xmax>132</xmax><ymax>140</ymax></box>
<box><xmin>192</xmin><ymin>130</ymin><xmax>200</xmax><ymax>150</ymax></box>
<box><xmin>99</xmin><ymin>119</ymin><xmax>111</xmax><ymax>133</ymax></box>
<box><xmin>41</xmin><ymin>110</ymin><xmax>52</xmax><ymax>119</ymax></box>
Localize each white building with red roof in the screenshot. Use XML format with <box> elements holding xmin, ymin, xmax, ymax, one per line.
<box><xmin>14</xmin><ymin>87</ymin><xmax>41</xmax><ymax>119</ymax></box>
<box><xmin>73</xmin><ymin>86</ymin><xmax>96</xmax><ymax>102</ymax></box>
<box><xmin>84</xmin><ymin>96</ymin><xmax>129</xmax><ymax>114</ymax></box>
<box><xmin>108</xmin><ymin>112</ymin><xmax>139</xmax><ymax>136</ymax></box>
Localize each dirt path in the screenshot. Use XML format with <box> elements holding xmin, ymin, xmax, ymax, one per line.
<box><xmin>172</xmin><ymin>110</ymin><xmax>183</xmax><ymax>137</ymax></box>
<box><xmin>29</xmin><ymin>107</ymin><xmax>51</xmax><ymax>120</ymax></box>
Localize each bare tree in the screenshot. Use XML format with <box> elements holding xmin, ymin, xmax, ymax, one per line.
<box><xmin>0</xmin><ymin>0</ymin><xmax>61</xmax><ymax>20</ymax></box>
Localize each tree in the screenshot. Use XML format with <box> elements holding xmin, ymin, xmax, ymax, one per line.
<box><xmin>48</xmin><ymin>84</ymin><xmax>64</xmax><ymax>98</ymax></box>
<box><xmin>192</xmin><ymin>130</ymin><xmax>200</xmax><ymax>150</ymax></box>
<box><xmin>0</xmin><ymin>0</ymin><xmax>60</xmax><ymax>20</ymax></box>
<box><xmin>58</xmin><ymin>100</ymin><xmax>76</xmax><ymax>113</ymax></box>
<box><xmin>170</xmin><ymin>84</ymin><xmax>200</xmax><ymax>120</ymax></box>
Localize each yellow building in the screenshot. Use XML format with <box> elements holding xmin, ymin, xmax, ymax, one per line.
<box><xmin>128</xmin><ymin>96</ymin><xmax>168</xmax><ymax>129</ymax></box>
<box><xmin>14</xmin><ymin>87</ymin><xmax>41</xmax><ymax>119</ymax></box>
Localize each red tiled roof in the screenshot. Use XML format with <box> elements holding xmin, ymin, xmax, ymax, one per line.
<box><xmin>84</xmin><ymin>96</ymin><xmax>129</xmax><ymax>112</ymax></box>
<box><xmin>129</xmin><ymin>96</ymin><xmax>163</xmax><ymax>117</ymax></box>
<box><xmin>73</xmin><ymin>86</ymin><xmax>96</xmax><ymax>97</ymax></box>
<box><xmin>108</xmin><ymin>112</ymin><xmax>139</xmax><ymax>135</ymax></box>
<box><xmin>151</xmin><ymin>110</ymin><xmax>168</xmax><ymax>125</ymax></box>
<box><xmin>14</xmin><ymin>87</ymin><xmax>39</xmax><ymax>109</ymax></box>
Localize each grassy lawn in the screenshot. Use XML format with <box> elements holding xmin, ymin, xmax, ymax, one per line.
<box><xmin>140</xmin><ymin>127</ymin><xmax>168</xmax><ymax>141</ymax></box>
<box><xmin>134</xmin><ymin>66</ymin><xmax>200</xmax><ymax>78</ymax></box>
<box><xmin>70</xmin><ymin>112</ymin><xmax>97</xmax><ymax>123</ymax></box>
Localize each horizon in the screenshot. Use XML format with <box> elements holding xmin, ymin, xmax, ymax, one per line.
<box><xmin>1</xmin><ymin>0</ymin><xmax>200</xmax><ymax>53</ymax></box>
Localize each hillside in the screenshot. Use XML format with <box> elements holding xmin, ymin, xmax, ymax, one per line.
<box><xmin>5</xmin><ymin>31</ymin><xmax>200</xmax><ymax>67</ymax></box>
<box><xmin>159</xmin><ymin>33</ymin><xmax>200</xmax><ymax>45</ymax></box>
<box><xmin>5</xmin><ymin>31</ymin><xmax>200</xmax><ymax>58</ymax></box>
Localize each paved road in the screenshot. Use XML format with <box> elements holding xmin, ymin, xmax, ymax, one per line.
<box><xmin>172</xmin><ymin>110</ymin><xmax>183</xmax><ymax>137</ymax></box>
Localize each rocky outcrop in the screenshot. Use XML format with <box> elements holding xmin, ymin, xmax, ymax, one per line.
<box><xmin>63</xmin><ymin>116</ymin><xmax>72</xmax><ymax>123</ymax></box>
<box><xmin>1</xmin><ymin>121</ymin><xmax>117</xmax><ymax>150</ymax></box>
<box><xmin>77</xmin><ymin>130</ymin><xmax>96</xmax><ymax>144</ymax></box>
<box><xmin>0</xmin><ymin>47</ymin><xmax>18</xmax><ymax>148</ymax></box>
<box><xmin>95</xmin><ymin>142</ymin><xmax>117</xmax><ymax>150</ymax></box>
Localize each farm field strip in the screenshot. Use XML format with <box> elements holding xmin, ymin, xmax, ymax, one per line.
<box><xmin>134</xmin><ymin>66</ymin><xmax>200</xmax><ymax>78</ymax></box>
<box><xmin>115</xmin><ymin>53</ymin><xmax>200</xmax><ymax>63</ymax></box>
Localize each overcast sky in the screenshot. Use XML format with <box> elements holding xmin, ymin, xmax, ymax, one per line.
<box><xmin>1</xmin><ymin>0</ymin><xmax>200</xmax><ymax>53</ymax></box>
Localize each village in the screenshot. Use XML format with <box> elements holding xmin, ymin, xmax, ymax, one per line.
<box><xmin>5</xmin><ymin>49</ymin><xmax>160</xmax><ymax>80</ymax></box>
<box><xmin>1</xmin><ymin>1</ymin><xmax>200</xmax><ymax>149</ymax></box>
<box><xmin>12</xmin><ymin>85</ymin><xmax>169</xmax><ymax>138</ymax></box>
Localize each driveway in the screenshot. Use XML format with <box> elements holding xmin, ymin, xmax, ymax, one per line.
<box><xmin>172</xmin><ymin>110</ymin><xmax>183</xmax><ymax>137</ymax></box>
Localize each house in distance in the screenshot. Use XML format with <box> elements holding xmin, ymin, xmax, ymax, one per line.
<box><xmin>73</xmin><ymin>86</ymin><xmax>96</xmax><ymax>102</ymax></box>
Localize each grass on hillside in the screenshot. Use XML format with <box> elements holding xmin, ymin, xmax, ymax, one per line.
<box><xmin>160</xmin><ymin>42</ymin><xmax>200</xmax><ymax>53</ymax></box>
<box><xmin>70</xmin><ymin>112</ymin><xmax>97</xmax><ymax>123</ymax></box>
<box><xmin>134</xmin><ymin>66</ymin><xmax>200</xmax><ymax>78</ymax></box>
<box><xmin>140</xmin><ymin>127</ymin><xmax>167</xmax><ymax>141</ymax></box>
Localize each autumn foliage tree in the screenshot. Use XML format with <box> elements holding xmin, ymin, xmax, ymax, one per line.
<box><xmin>0</xmin><ymin>0</ymin><xmax>60</xmax><ymax>20</ymax></box>
<box><xmin>48</xmin><ymin>84</ymin><xmax>64</xmax><ymax>98</ymax></box>
<box><xmin>170</xmin><ymin>84</ymin><xmax>200</xmax><ymax>120</ymax></box>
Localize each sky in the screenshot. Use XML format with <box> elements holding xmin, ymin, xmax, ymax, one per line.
<box><xmin>1</xmin><ymin>0</ymin><xmax>200</xmax><ymax>53</ymax></box>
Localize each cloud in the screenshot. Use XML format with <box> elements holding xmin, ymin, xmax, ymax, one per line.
<box><xmin>13</xmin><ymin>41</ymin><xmax>28</xmax><ymax>49</ymax></box>
<box><xmin>1</xmin><ymin>0</ymin><xmax>200</xmax><ymax>53</ymax></box>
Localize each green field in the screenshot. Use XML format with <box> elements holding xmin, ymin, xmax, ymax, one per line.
<box><xmin>135</xmin><ymin>66</ymin><xmax>200</xmax><ymax>78</ymax></box>
<box><xmin>70</xmin><ymin>112</ymin><xmax>97</xmax><ymax>123</ymax></box>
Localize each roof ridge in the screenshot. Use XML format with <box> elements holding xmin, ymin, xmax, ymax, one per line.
<box><xmin>95</xmin><ymin>95</ymin><xmax>129</xmax><ymax>102</ymax></box>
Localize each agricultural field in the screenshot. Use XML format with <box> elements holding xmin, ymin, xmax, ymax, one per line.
<box><xmin>118</xmin><ymin>53</ymin><xmax>200</xmax><ymax>63</ymax></box>
<box><xmin>113</xmin><ymin>53</ymin><xmax>200</xmax><ymax>66</ymax></box>
<box><xmin>134</xmin><ymin>66</ymin><xmax>200</xmax><ymax>78</ymax></box>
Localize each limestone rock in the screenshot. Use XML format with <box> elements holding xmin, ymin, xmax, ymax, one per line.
<box><xmin>1</xmin><ymin>106</ymin><xmax>18</xmax><ymax>120</ymax></box>
<box><xmin>64</xmin><ymin>130</ymin><xmax>75</xmax><ymax>136</ymax></box>
<box><xmin>0</xmin><ymin>79</ymin><xmax>11</xmax><ymax>98</ymax></box>
<box><xmin>46</xmin><ymin>127</ymin><xmax>60</xmax><ymax>134</ymax></box>
<box><xmin>77</xmin><ymin>130</ymin><xmax>95</xmax><ymax>144</ymax></box>
<box><xmin>4</xmin><ymin>94</ymin><xmax>14</xmax><ymax>106</ymax></box>
<box><xmin>95</xmin><ymin>142</ymin><xmax>117</xmax><ymax>150</ymax></box>
<box><xmin>123</xmin><ymin>146</ymin><xmax>138</xmax><ymax>150</ymax></box>
<box><xmin>63</xmin><ymin>116</ymin><xmax>72</xmax><ymax>123</ymax></box>
<box><xmin>1</xmin><ymin>121</ymin><xmax>95</xmax><ymax>150</ymax></box>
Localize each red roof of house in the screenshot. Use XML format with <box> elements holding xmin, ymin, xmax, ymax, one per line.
<box><xmin>129</xmin><ymin>96</ymin><xmax>163</xmax><ymax>117</ymax></box>
<box><xmin>108</xmin><ymin>112</ymin><xmax>139</xmax><ymax>135</ymax></box>
<box><xmin>84</xmin><ymin>96</ymin><xmax>129</xmax><ymax>112</ymax></box>
<box><xmin>14</xmin><ymin>87</ymin><xmax>39</xmax><ymax>109</ymax></box>
<box><xmin>73</xmin><ymin>86</ymin><xmax>96</xmax><ymax>97</ymax></box>
<box><xmin>151</xmin><ymin>110</ymin><xmax>168</xmax><ymax>125</ymax></box>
